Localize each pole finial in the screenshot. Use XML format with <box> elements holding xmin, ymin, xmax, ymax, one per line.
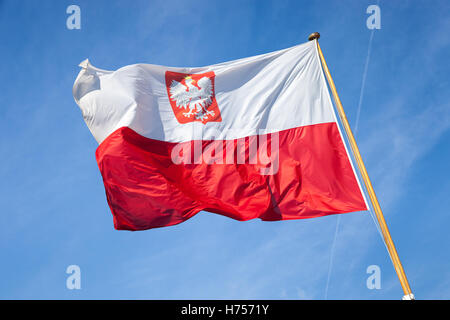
<box><xmin>308</xmin><ymin>32</ymin><xmax>320</xmax><ymax>41</ymax></box>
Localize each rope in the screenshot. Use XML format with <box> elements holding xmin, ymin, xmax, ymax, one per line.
<box><xmin>324</xmin><ymin>22</ymin><xmax>384</xmax><ymax>298</ymax></box>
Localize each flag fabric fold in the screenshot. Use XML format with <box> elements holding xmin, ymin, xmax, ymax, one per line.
<box><xmin>73</xmin><ymin>40</ymin><xmax>367</xmax><ymax>230</ymax></box>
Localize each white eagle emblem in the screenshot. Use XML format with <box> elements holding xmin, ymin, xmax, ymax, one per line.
<box><xmin>169</xmin><ymin>76</ymin><xmax>215</xmax><ymax>122</ymax></box>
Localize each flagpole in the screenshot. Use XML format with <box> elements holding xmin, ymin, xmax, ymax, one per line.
<box><xmin>308</xmin><ymin>32</ymin><xmax>414</xmax><ymax>300</ymax></box>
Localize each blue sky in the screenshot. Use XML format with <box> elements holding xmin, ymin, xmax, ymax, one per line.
<box><xmin>0</xmin><ymin>0</ymin><xmax>449</xmax><ymax>299</ymax></box>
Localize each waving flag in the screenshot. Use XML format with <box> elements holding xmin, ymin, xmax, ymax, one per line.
<box><xmin>73</xmin><ymin>40</ymin><xmax>367</xmax><ymax>231</ymax></box>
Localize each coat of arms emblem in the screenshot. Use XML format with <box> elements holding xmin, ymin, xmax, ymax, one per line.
<box><xmin>165</xmin><ymin>71</ymin><xmax>221</xmax><ymax>124</ymax></box>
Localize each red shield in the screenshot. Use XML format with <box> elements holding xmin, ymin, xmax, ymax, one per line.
<box><xmin>165</xmin><ymin>71</ymin><xmax>221</xmax><ymax>124</ymax></box>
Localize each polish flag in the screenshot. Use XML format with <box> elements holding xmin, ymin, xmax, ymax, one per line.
<box><xmin>73</xmin><ymin>40</ymin><xmax>368</xmax><ymax>231</ymax></box>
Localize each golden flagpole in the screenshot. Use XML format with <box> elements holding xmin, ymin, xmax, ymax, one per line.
<box><xmin>308</xmin><ymin>32</ymin><xmax>414</xmax><ymax>300</ymax></box>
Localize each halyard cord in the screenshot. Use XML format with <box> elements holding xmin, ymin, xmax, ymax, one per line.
<box><xmin>324</xmin><ymin>20</ymin><xmax>390</xmax><ymax>299</ymax></box>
